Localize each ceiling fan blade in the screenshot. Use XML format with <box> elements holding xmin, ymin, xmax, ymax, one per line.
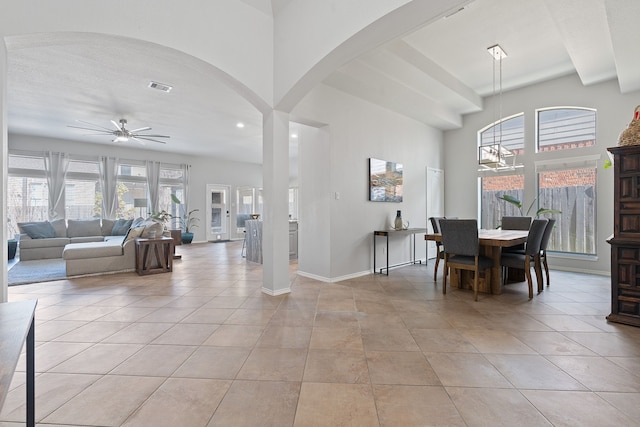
<box><xmin>111</xmin><ymin>120</ymin><xmax>122</xmax><ymax>131</ymax></box>
<box><xmin>131</xmin><ymin>137</ymin><xmax>147</xmax><ymax>146</ymax></box>
<box><xmin>133</xmin><ymin>134</ymin><xmax>170</xmax><ymax>139</ymax></box>
<box><xmin>130</xmin><ymin>127</ymin><xmax>152</xmax><ymax>133</ymax></box>
<box><xmin>134</xmin><ymin>136</ymin><xmax>167</xmax><ymax>144</ymax></box>
<box><xmin>74</xmin><ymin>120</ymin><xmax>115</xmax><ymax>132</ymax></box>
<box><xmin>67</xmin><ymin>125</ymin><xmax>112</xmax><ymax>133</ymax></box>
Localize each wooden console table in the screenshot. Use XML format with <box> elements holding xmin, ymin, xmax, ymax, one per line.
<box><xmin>373</xmin><ymin>228</ymin><xmax>427</xmax><ymax>275</ymax></box>
<box><xmin>0</xmin><ymin>299</ymin><xmax>37</xmax><ymax>427</ymax></box>
<box><xmin>135</xmin><ymin>237</ymin><xmax>174</xmax><ymax>275</ymax></box>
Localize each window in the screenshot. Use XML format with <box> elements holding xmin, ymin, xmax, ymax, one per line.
<box><xmin>479</xmin><ymin>113</ymin><xmax>525</xmax><ymax>156</ymax></box>
<box><xmin>537</xmin><ymin>163</ymin><xmax>597</xmax><ymax>255</ymax></box>
<box><xmin>117</xmin><ymin>162</ymin><xmax>147</xmax><ymax>219</ymax></box>
<box><xmin>66</xmin><ymin>159</ymin><xmax>100</xmax><ymax>219</ymax></box>
<box><xmin>7</xmin><ymin>154</ymin><xmax>48</xmax><ymax>236</ymax></box>
<box><xmin>480</xmin><ymin>174</ymin><xmax>524</xmax><ymax>229</ymax></box>
<box><xmin>478</xmin><ymin>114</ymin><xmax>525</xmax><ymax>228</ymax></box>
<box><xmin>537</xmin><ymin>107</ymin><xmax>596</xmax><ymax>152</ymax></box>
<box><xmin>158</xmin><ymin>166</ymin><xmax>185</xmax><ymax>228</ymax></box>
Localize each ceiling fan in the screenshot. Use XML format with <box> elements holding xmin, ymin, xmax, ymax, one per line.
<box><xmin>68</xmin><ymin>118</ymin><xmax>170</xmax><ymax>144</ymax></box>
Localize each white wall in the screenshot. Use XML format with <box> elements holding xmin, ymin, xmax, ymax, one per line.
<box><xmin>444</xmin><ymin>73</ymin><xmax>640</xmax><ymax>275</ymax></box>
<box><xmin>9</xmin><ymin>134</ymin><xmax>263</xmax><ymax>242</ymax></box>
<box><xmin>293</xmin><ymin>84</ymin><xmax>443</xmax><ymax>280</ymax></box>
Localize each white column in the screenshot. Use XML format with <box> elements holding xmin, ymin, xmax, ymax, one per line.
<box><xmin>262</xmin><ymin>110</ymin><xmax>291</xmax><ymax>295</ymax></box>
<box><xmin>1</xmin><ymin>38</ymin><xmax>8</xmax><ymax>303</ymax></box>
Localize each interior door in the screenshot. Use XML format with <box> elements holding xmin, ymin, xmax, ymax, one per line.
<box><xmin>206</xmin><ymin>184</ymin><xmax>230</xmax><ymax>241</ymax></box>
<box><xmin>426</xmin><ymin>167</ymin><xmax>444</xmax><ymax>259</ymax></box>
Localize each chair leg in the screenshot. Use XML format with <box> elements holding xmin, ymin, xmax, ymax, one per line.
<box><xmin>442</xmin><ymin>260</ymin><xmax>447</xmax><ymax>295</ymax></box>
<box><xmin>433</xmin><ymin>255</ymin><xmax>440</xmax><ymax>282</ymax></box>
<box><xmin>524</xmin><ymin>258</ymin><xmax>533</xmax><ymax>299</ymax></box>
<box><xmin>534</xmin><ymin>255</ymin><xmax>543</xmax><ymax>293</ymax></box>
<box><xmin>542</xmin><ymin>253</ymin><xmax>550</xmax><ymax>287</ymax></box>
<box><xmin>473</xmin><ymin>270</ymin><xmax>479</xmax><ymax>301</ymax></box>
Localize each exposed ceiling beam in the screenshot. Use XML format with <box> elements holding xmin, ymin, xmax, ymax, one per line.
<box><xmin>324</xmin><ymin>59</ymin><xmax>463</xmax><ymax>129</ymax></box>
<box><xmin>543</xmin><ymin>0</ymin><xmax>616</xmax><ymax>87</ymax></box>
<box><xmin>605</xmin><ymin>0</ymin><xmax>640</xmax><ymax>93</ymax></box>
<box><xmin>383</xmin><ymin>39</ymin><xmax>482</xmax><ymax>110</ymax></box>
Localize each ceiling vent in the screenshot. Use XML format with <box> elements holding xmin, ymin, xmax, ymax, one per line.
<box><xmin>148</xmin><ymin>81</ymin><xmax>173</xmax><ymax>92</ymax></box>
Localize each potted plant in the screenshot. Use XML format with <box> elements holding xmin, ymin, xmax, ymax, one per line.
<box><xmin>497</xmin><ymin>194</ymin><xmax>561</xmax><ymax>218</ymax></box>
<box><xmin>170</xmin><ymin>194</ymin><xmax>200</xmax><ymax>244</ymax></box>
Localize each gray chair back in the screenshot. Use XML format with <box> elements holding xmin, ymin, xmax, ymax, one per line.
<box><xmin>525</xmin><ymin>219</ymin><xmax>548</xmax><ymax>256</ymax></box>
<box><xmin>502</xmin><ymin>216</ymin><xmax>532</xmax><ymax>230</ymax></box>
<box><xmin>540</xmin><ymin>218</ymin><xmax>556</xmax><ymax>251</ymax></box>
<box><xmin>429</xmin><ymin>216</ymin><xmax>444</xmax><ymax>234</ymax></box>
<box><xmin>439</xmin><ymin>219</ymin><xmax>479</xmax><ymax>257</ymax></box>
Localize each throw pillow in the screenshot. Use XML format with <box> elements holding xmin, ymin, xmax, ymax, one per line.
<box><xmin>67</xmin><ymin>219</ymin><xmax>102</xmax><ymax>238</ymax></box>
<box><xmin>122</xmin><ymin>225</ymin><xmax>145</xmax><ymax>246</ymax></box>
<box><xmin>21</xmin><ymin>221</ymin><xmax>56</xmax><ymax>239</ymax></box>
<box><xmin>50</xmin><ymin>218</ymin><xmax>67</xmax><ymax>237</ymax></box>
<box><xmin>131</xmin><ymin>217</ymin><xmax>146</xmax><ymax>228</ymax></box>
<box><xmin>111</xmin><ymin>219</ymin><xmax>133</xmax><ymax>236</ymax></box>
<box><xmin>101</xmin><ymin>219</ymin><xmax>115</xmax><ymax>236</ymax></box>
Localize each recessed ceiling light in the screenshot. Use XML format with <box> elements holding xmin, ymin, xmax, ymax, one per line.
<box><xmin>148</xmin><ymin>81</ymin><xmax>173</xmax><ymax>92</ymax></box>
<box><xmin>236</xmin><ymin>122</ymin><xmax>245</xmax><ymax>129</ymax></box>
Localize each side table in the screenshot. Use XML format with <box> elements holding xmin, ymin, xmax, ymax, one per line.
<box><xmin>0</xmin><ymin>300</ymin><xmax>37</xmax><ymax>427</ymax></box>
<box><xmin>135</xmin><ymin>237</ymin><xmax>174</xmax><ymax>275</ymax></box>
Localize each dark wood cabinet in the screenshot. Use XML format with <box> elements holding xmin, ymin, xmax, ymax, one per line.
<box><xmin>607</xmin><ymin>145</ymin><xmax>640</xmax><ymax>327</ymax></box>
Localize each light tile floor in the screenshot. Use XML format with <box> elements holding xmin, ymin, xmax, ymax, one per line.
<box><xmin>2</xmin><ymin>241</ymin><xmax>640</xmax><ymax>426</ymax></box>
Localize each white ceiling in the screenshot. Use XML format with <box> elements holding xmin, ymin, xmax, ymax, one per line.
<box><xmin>6</xmin><ymin>0</ymin><xmax>640</xmax><ymax>163</ymax></box>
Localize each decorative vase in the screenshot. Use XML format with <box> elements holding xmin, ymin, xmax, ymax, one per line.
<box><xmin>394</xmin><ymin>210</ymin><xmax>403</xmax><ymax>230</ymax></box>
<box><xmin>181</xmin><ymin>232</ymin><xmax>194</xmax><ymax>244</ymax></box>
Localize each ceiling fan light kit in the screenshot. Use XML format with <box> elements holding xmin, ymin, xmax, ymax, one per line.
<box><xmin>68</xmin><ymin>118</ymin><xmax>170</xmax><ymax>145</ymax></box>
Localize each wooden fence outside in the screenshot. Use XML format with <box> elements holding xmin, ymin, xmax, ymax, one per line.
<box><xmin>482</xmin><ymin>185</ymin><xmax>596</xmax><ymax>255</ymax></box>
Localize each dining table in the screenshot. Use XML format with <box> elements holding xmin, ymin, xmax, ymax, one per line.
<box><xmin>425</xmin><ymin>229</ymin><xmax>529</xmax><ymax>294</ymax></box>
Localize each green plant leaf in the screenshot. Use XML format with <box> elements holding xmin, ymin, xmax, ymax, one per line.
<box><xmin>497</xmin><ymin>194</ymin><xmax>522</xmax><ymax>209</ymax></box>
<box><xmin>536</xmin><ymin>208</ymin><xmax>562</xmax><ymax>216</ymax></box>
<box><xmin>171</xmin><ymin>194</ymin><xmax>182</xmax><ymax>204</ymax></box>
<box><xmin>604</xmin><ymin>159</ymin><xmax>612</xmax><ymax>169</ymax></box>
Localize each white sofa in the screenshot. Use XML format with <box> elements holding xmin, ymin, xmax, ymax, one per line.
<box><xmin>63</xmin><ymin>236</ymin><xmax>136</xmax><ymax>276</ymax></box>
<box><xmin>17</xmin><ymin>218</ymin><xmax>165</xmax><ymax>276</ymax></box>
<box><xmin>17</xmin><ymin>218</ymin><xmax>129</xmax><ymax>261</ymax></box>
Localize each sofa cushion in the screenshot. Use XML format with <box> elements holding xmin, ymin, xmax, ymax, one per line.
<box><xmin>131</xmin><ymin>217</ymin><xmax>146</xmax><ymax>228</ymax></box>
<box><xmin>111</xmin><ymin>219</ymin><xmax>133</xmax><ymax>236</ymax></box>
<box><xmin>69</xmin><ymin>236</ymin><xmax>106</xmax><ymax>244</ymax></box>
<box><xmin>122</xmin><ymin>225</ymin><xmax>145</xmax><ymax>245</ymax></box>
<box><xmin>63</xmin><ymin>240</ymin><xmax>124</xmax><ymax>260</ymax></box>
<box><xmin>67</xmin><ymin>219</ymin><xmax>101</xmax><ymax>238</ymax></box>
<box><xmin>50</xmin><ymin>218</ymin><xmax>68</xmax><ymax>237</ymax></box>
<box><xmin>21</xmin><ymin>221</ymin><xmax>56</xmax><ymax>239</ymax></box>
<box><xmin>19</xmin><ymin>237</ymin><xmax>70</xmax><ymax>249</ymax></box>
<box><xmin>101</xmin><ymin>219</ymin><xmax>115</xmax><ymax>236</ymax></box>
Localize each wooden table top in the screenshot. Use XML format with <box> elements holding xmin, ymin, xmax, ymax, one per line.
<box><xmin>425</xmin><ymin>229</ymin><xmax>529</xmax><ymax>247</ymax></box>
<box><xmin>0</xmin><ymin>299</ymin><xmax>37</xmax><ymax>410</ymax></box>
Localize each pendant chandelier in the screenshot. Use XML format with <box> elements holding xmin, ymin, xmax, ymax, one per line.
<box><xmin>479</xmin><ymin>44</ymin><xmax>515</xmax><ymax>170</ymax></box>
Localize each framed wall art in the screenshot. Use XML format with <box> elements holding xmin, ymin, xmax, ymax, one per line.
<box><xmin>369</xmin><ymin>158</ymin><xmax>403</xmax><ymax>202</ymax></box>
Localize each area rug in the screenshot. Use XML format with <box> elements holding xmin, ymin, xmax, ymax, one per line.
<box><xmin>8</xmin><ymin>259</ymin><xmax>67</xmax><ymax>286</ymax></box>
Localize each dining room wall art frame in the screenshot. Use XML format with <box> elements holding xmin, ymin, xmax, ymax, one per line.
<box><xmin>369</xmin><ymin>157</ymin><xmax>403</xmax><ymax>202</ymax></box>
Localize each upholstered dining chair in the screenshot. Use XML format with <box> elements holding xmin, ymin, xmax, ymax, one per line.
<box><xmin>500</xmin><ymin>218</ymin><xmax>548</xmax><ymax>299</ymax></box>
<box><xmin>501</xmin><ymin>216</ymin><xmax>531</xmax><ymax>253</ymax></box>
<box><xmin>501</xmin><ymin>216</ymin><xmax>532</xmax><ymax>230</ymax></box>
<box><xmin>428</xmin><ymin>216</ymin><xmax>445</xmax><ymax>282</ymax></box>
<box><xmin>538</xmin><ymin>218</ymin><xmax>556</xmax><ymax>289</ymax></box>
<box><xmin>439</xmin><ymin>219</ymin><xmax>493</xmax><ymax>301</ymax></box>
